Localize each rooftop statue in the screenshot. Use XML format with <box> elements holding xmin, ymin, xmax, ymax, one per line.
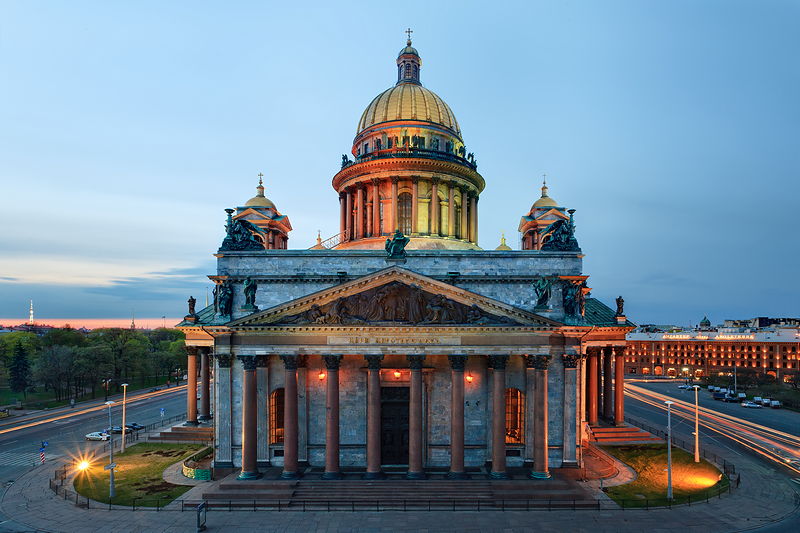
<box><xmin>220</xmin><ymin>209</ymin><xmax>264</xmax><ymax>252</ymax></box>
<box><xmin>187</xmin><ymin>296</ymin><xmax>197</xmax><ymax>316</ymax></box>
<box><xmin>243</xmin><ymin>278</ymin><xmax>258</xmax><ymax>311</ymax></box>
<box><xmin>532</xmin><ymin>277</ymin><xmax>552</xmax><ymax>309</ymax></box>
<box><xmin>385</xmin><ymin>229</ymin><xmax>410</xmax><ymax>259</ymax></box>
<box><xmin>615</xmin><ymin>295</ymin><xmax>625</xmax><ymax>317</ymax></box>
<box><xmin>217</xmin><ymin>282</ymin><xmax>233</xmax><ymax>318</ymax></box>
<box><xmin>540</xmin><ymin>209</ymin><xmax>580</xmax><ymax>252</ymax></box>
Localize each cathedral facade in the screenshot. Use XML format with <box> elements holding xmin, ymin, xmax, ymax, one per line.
<box><xmin>178</xmin><ymin>38</ymin><xmax>632</xmax><ymax>481</ymax></box>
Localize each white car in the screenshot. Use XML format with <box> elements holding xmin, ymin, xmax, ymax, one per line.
<box><xmin>85</xmin><ymin>431</ymin><xmax>110</xmax><ymax>441</ymax></box>
<box><xmin>740</xmin><ymin>401</ymin><xmax>762</xmax><ymax>409</ymax></box>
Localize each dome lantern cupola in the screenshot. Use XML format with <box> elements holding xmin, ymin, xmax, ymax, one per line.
<box><xmin>397</xmin><ymin>29</ymin><xmax>421</xmax><ymax>85</ymax></box>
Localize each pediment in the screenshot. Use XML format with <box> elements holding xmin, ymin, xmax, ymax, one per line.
<box><xmin>230</xmin><ymin>266</ymin><xmax>559</xmax><ymax>328</ymax></box>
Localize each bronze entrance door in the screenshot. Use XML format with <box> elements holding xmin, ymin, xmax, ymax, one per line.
<box><xmin>380</xmin><ymin>387</ymin><xmax>409</xmax><ymax>465</ymax></box>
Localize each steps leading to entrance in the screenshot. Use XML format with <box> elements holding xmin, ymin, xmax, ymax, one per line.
<box><xmin>590</xmin><ymin>425</ymin><xmax>662</xmax><ymax>444</ymax></box>
<box><xmin>198</xmin><ymin>475</ymin><xmax>594</xmax><ymax>509</ymax></box>
<box><xmin>148</xmin><ymin>424</ymin><xmax>213</xmax><ymax>443</ymax></box>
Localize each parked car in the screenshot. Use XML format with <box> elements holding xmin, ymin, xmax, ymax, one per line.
<box><xmin>737</xmin><ymin>393</ymin><xmax>747</xmax><ymax>400</ymax></box>
<box><xmin>722</xmin><ymin>395</ymin><xmax>739</xmax><ymax>402</ymax></box>
<box><xmin>108</xmin><ymin>426</ymin><xmax>132</xmax><ymax>434</ymax></box>
<box><xmin>712</xmin><ymin>392</ymin><xmax>727</xmax><ymax>400</ymax></box>
<box><xmin>760</xmin><ymin>398</ymin><xmax>772</xmax><ymax>407</ymax></box>
<box><xmin>85</xmin><ymin>432</ymin><xmax>110</xmax><ymax>441</ymax></box>
<box><xmin>678</xmin><ymin>384</ymin><xmax>690</xmax><ymax>389</ymax></box>
<box><xmin>741</xmin><ymin>401</ymin><xmax>762</xmax><ymax>408</ymax></box>
<box><xmin>770</xmin><ymin>400</ymin><xmax>782</xmax><ymax>409</ymax></box>
<box><xmin>126</xmin><ymin>423</ymin><xmax>145</xmax><ymax>431</ymax></box>
<box><xmin>753</xmin><ymin>396</ymin><xmax>763</xmax><ymax>404</ymax></box>
<box><xmin>707</xmin><ymin>385</ymin><xmax>714</xmax><ymax>391</ymax></box>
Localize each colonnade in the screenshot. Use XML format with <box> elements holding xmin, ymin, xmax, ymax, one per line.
<box><xmin>226</xmin><ymin>352</ymin><xmax>557</xmax><ymax>481</ymax></box>
<box><xmin>338</xmin><ymin>178</ymin><xmax>478</xmax><ymax>243</ymax></box>
<box><xmin>185</xmin><ymin>346</ymin><xmax>212</xmax><ymax>425</ymax></box>
<box><xmin>585</xmin><ymin>346</ymin><xmax>625</xmax><ymax>426</ymax></box>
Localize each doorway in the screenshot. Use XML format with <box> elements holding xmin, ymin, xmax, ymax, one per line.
<box><xmin>381</xmin><ymin>386</ymin><xmax>409</xmax><ymax>465</ymax></box>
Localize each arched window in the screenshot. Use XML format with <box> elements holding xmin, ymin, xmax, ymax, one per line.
<box><xmin>269</xmin><ymin>388</ymin><xmax>284</xmax><ymax>444</ymax></box>
<box><xmin>405</xmin><ymin>63</ymin><xmax>411</xmax><ymax>78</ymax></box>
<box><xmin>398</xmin><ymin>192</ymin><xmax>412</xmax><ymax>235</ymax></box>
<box><xmin>505</xmin><ymin>388</ymin><xmax>525</xmax><ymax>444</ymax></box>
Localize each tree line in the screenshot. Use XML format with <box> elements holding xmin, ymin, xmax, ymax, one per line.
<box><xmin>0</xmin><ymin>327</ymin><xmax>186</xmax><ymax>403</ymax></box>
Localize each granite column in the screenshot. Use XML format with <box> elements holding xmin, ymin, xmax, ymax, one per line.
<box><xmin>280</xmin><ymin>355</ymin><xmax>299</xmax><ymax>479</ymax></box>
<box><xmin>407</xmin><ymin>354</ymin><xmax>425</xmax><ymax>479</ymax></box>
<box><xmin>364</xmin><ymin>354</ymin><xmax>384</xmax><ymax>479</ymax></box>
<box><xmin>237</xmin><ymin>356</ymin><xmax>260</xmax><ymax>480</ymax></box>
<box><xmin>489</xmin><ymin>355</ymin><xmax>509</xmax><ymax>479</ymax></box>
<box><xmin>448</xmin><ymin>355</ymin><xmax>468</xmax><ymax>479</ymax></box>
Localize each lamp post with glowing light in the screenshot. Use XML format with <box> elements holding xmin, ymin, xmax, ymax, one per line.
<box><xmin>692</xmin><ymin>385</ymin><xmax>701</xmax><ymax>463</ymax></box>
<box><xmin>120</xmin><ymin>383</ymin><xmax>129</xmax><ymax>452</ymax></box>
<box><xmin>105</xmin><ymin>400</ymin><xmax>116</xmax><ymax>500</ymax></box>
<box><xmin>665</xmin><ymin>400</ymin><xmax>674</xmax><ymax>500</ymax></box>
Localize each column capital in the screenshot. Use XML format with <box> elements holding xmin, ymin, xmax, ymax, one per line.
<box><xmin>256</xmin><ymin>354</ymin><xmax>269</xmax><ymax>368</ymax></box>
<box><xmin>198</xmin><ymin>346</ymin><xmax>212</xmax><ymax>355</ymax></box>
<box><xmin>238</xmin><ymin>355</ymin><xmax>258</xmax><ymax>371</ymax></box>
<box><xmin>215</xmin><ymin>352</ymin><xmax>233</xmax><ymax>368</ymax></box>
<box><xmin>526</xmin><ymin>354</ymin><xmax>551</xmax><ymax>370</ymax></box>
<box><xmin>280</xmin><ymin>354</ymin><xmax>299</xmax><ymax>370</ymax></box>
<box><xmin>562</xmin><ymin>353</ymin><xmax>579</xmax><ymax>369</ymax></box>
<box><xmin>612</xmin><ymin>345</ymin><xmax>626</xmax><ymax>357</ymax></box>
<box><xmin>391</xmin><ymin>176</ymin><xmax>400</xmax><ymax>184</ymax></box>
<box><xmin>323</xmin><ymin>354</ymin><xmax>343</xmax><ymax>370</ymax></box>
<box><xmin>407</xmin><ymin>354</ymin><xmax>426</xmax><ymax>370</ymax></box>
<box><xmin>448</xmin><ymin>354</ymin><xmax>468</xmax><ymax>371</ymax></box>
<box><xmin>364</xmin><ymin>354</ymin><xmax>384</xmax><ymax>370</ymax></box>
<box><xmin>431</xmin><ymin>177</ymin><xmax>440</xmax><ymax>185</ymax></box>
<box><xmin>186</xmin><ymin>345</ymin><xmax>199</xmax><ymax>356</ymax></box>
<box><xmin>412</xmin><ymin>176</ymin><xmax>419</xmax><ymax>184</ymax></box>
<box><xmin>371</xmin><ymin>177</ymin><xmax>381</xmax><ymax>186</ymax></box>
<box><xmin>586</xmin><ymin>346</ymin><xmax>602</xmax><ymax>357</ymax></box>
<box><xmin>488</xmin><ymin>354</ymin><xmax>509</xmax><ymax>370</ymax></box>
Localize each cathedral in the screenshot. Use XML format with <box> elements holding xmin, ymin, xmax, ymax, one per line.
<box><xmin>178</xmin><ymin>37</ymin><xmax>632</xmax><ymax>482</ymax></box>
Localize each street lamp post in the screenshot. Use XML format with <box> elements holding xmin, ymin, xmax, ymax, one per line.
<box><xmin>105</xmin><ymin>401</ymin><xmax>116</xmax><ymax>500</ymax></box>
<box><xmin>665</xmin><ymin>400</ymin><xmax>674</xmax><ymax>500</ymax></box>
<box><xmin>120</xmin><ymin>383</ymin><xmax>129</xmax><ymax>453</ymax></box>
<box><xmin>693</xmin><ymin>385</ymin><xmax>701</xmax><ymax>463</ymax></box>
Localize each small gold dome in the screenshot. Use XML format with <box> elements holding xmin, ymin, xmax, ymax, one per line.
<box><xmin>532</xmin><ymin>179</ymin><xmax>557</xmax><ymax>209</ymax></box>
<box><xmin>244</xmin><ymin>175</ymin><xmax>275</xmax><ymax>209</ymax></box>
<box><xmin>495</xmin><ymin>234</ymin><xmax>512</xmax><ymax>251</ymax></box>
<box><xmin>357</xmin><ymin>83</ymin><xmax>461</xmax><ymax>136</ymax></box>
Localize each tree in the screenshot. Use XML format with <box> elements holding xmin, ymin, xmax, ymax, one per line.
<box><xmin>8</xmin><ymin>341</ymin><xmax>32</xmax><ymax>398</ymax></box>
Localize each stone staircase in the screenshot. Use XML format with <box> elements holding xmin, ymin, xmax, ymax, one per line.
<box><xmin>590</xmin><ymin>425</ymin><xmax>662</xmax><ymax>445</ymax></box>
<box><xmin>195</xmin><ymin>476</ymin><xmax>597</xmax><ymax>510</ymax></box>
<box><xmin>148</xmin><ymin>425</ymin><xmax>213</xmax><ymax>443</ymax></box>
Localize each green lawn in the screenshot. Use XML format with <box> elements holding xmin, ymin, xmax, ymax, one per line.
<box><xmin>600</xmin><ymin>443</ymin><xmax>729</xmax><ymax>508</ymax></box>
<box><xmin>74</xmin><ymin>442</ymin><xmax>203</xmax><ymax>507</ymax></box>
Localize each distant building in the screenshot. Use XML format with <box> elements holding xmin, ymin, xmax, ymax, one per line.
<box><xmin>625</xmin><ymin>317</ymin><xmax>800</xmax><ymax>381</ymax></box>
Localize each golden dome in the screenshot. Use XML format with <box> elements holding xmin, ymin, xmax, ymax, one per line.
<box><xmin>244</xmin><ymin>176</ymin><xmax>275</xmax><ymax>209</ymax></box>
<box><xmin>495</xmin><ymin>234</ymin><xmax>512</xmax><ymax>251</ymax></box>
<box><xmin>532</xmin><ymin>179</ymin><xmax>558</xmax><ymax>209</ymax></box>
<box><xmin>357</xmin><ymin>83</ymin><xmax>461</xmax><ymax>136</ymax></box>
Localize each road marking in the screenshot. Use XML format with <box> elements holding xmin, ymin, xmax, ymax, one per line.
<box><xmin>0</xmin><ymin>451</ymin><xmax>61</xmax><ymax>467</ymax></box>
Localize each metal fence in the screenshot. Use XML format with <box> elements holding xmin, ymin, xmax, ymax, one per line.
<box><xmin>624</xmin><ymin>415</ymin><xmax>737</xmax><ymax>475</ymax></box>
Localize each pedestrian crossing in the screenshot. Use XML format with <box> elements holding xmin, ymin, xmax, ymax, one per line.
<box><xmin>0</xmin><ymin>451</ymin><xmax>61</xmax><ymax>467</ymax></box>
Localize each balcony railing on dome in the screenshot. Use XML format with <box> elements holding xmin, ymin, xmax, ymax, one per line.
<box><xmin>342</xmin><ymin>146</ymin><xmax>478</xmax><ymax>171</ymax></box>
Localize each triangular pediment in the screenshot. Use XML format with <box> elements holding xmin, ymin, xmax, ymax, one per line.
<box><xmin>230</xmin><ymin>266</ymin><xmax>559</xmax><ymax>328</ymax></box>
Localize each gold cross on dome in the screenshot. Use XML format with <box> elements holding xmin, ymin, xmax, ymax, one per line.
<box><xmin>405</xmin><ymin>28</ymin><xmax>413</xmax><ymax>41</ymax></box>
<box><xmin>257</xmin><ymin>172</ymin><xmax>264</xmax><ymax>185</ymax></box>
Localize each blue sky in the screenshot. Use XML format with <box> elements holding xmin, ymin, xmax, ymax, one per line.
<box><xmin>1</xmin><ymin>0</ymin><xmax>798</xmax><ymax>325</ymax></box>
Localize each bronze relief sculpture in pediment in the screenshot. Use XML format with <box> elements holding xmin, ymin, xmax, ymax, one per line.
<box><xmin>276</xmin><ymin>282</ymin><xmax>517</xmax><ymax>326</ymax></box>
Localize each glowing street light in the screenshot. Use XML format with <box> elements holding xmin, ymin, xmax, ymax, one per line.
<box><xmin>665</xmin><ymin>400</ymin><xmax>674</xmax><ymax>500</ymax></box>
<box><xmin>105</xmin><ymin>400</ymin><xmax>116</xmax><ymax>500</ymax></box>
<box><xmin>77</xmin><ymin>460</ymin><xmax>90</xmax><ymax>472</ymax></box>
<box><xmin>693</xmin><ymin>385</ymin><xmax>701</xmax><ymax>463</ymax></box>
<box><xmin>120</xmin><ymin>383</ymin><xmax>129</xmax><ymax>453</ymax></box>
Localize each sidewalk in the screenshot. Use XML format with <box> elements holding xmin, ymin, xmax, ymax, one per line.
<box><xmin>2</xmin><ymin>442</ymin><xmax>798</xmax><ymax>533</ymax></box>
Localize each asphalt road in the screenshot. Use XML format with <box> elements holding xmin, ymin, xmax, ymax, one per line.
<box><xmin>630</xmin><ymin>380</ymin><xmax>799</xmax><ymax>437</ymax></box>
<box><xmin>0</xmin><ymin>387</ymin><xmax>186</xmax><ymax>484</ymax></box>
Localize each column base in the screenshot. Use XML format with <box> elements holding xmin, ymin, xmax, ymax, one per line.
<box><xmin>322</xmin><ymin>471</ymin><xmax>342</xmax><ymax>480</ymax></box>
<box><xmin>280</xmin><ymin>471</ymin><xmax>300</xmax><ymax>480</ymax></box>
<box><xmin>198</xmin><ymin>415</ymin><xmax>211</xmax><ymax>421</ymax></box>
<box><xmin>489</xmin><ymin>471</ymin><xmax>509</xmax><ymax>480</ymax></box>
<box><xmin>529</xmin><ymin>471</ymin><xmax>551</xmax><ymax>480</ymax></box>
<box><xmin>406</xmin><ymin>471</ymin><xmax>426</xmax><ymax>480</ymax></box>
<box><xmin>183</xmin><ymin>420</ymin><xmax>199</xmax><ymax>426</ymax></box>
<box><xmin>363</xmin><ymin>471</ymin><xmax>385</xmax><ymax>480</ymax></box>
<box><xmin>615</xmin><ymin>420</ymin><xmax>625</xmax><ymax>427</ymax></box>
<box><xmin>447</xmin><ymin>471</ymin><xmax>470</xmax><ymax>480</ymax></box>
<box><xmin>237</xmin><ymin>471</ymin><xmax>262</xmax><ymax>481</ymax></box>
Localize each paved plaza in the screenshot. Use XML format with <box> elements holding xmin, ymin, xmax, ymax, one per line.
<box><xmin>1</xmin><ymin>446</ymin><xmax>798</xmax><ymax>533</ymax></box>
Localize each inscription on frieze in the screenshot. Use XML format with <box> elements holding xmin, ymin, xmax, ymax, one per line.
<box><xmin>328</xmin><ymin>335</ymin><xmax>461</xmax><ymax>346</ymax></box>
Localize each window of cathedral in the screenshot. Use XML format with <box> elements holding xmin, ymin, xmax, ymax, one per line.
<box><xmin>505</xmin><ymin>388</ymin><xmax>525</xmax><ymax>445</ymax></box>
<box><xmin>398</xmin><ymin>192</ymin><xmax>412</xmax><ymax>235</ymax></box>
<box><xmin>269</xmin><ymin>388</ymin><xmax>285</xmax><ymax>444</ymax></box>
